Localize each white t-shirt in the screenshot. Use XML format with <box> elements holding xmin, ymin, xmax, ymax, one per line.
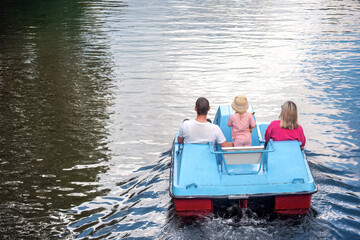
<box><xmin>178</xmin><ymin>119</ymin><xmax>226</xmax><ymax>144</ymax></box>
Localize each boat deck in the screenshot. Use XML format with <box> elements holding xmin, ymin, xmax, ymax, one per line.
<box><xmin>172</xmin><ymin>140</ymin><xmax>315</xmax><ymax>198</ymax></box>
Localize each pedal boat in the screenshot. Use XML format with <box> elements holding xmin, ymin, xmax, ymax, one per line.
<box><xmin>170</xmin><ymin>105</ymin><xmax>317</xmax><ymax>216</ymax></box>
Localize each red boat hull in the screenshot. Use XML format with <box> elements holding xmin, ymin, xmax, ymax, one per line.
<box><xmin>274</xmin><ymin>194</ymin><xmax>312</xmax><ymax>215</ymax></box>
<box><xmin>174</xmin><ymin>194</ymin><xmax>312</xmax><ymax>216</ymax></box>
<box><xmin>174</xmin><ymin>199</ymin><xmax>213</xmax><ymax>217</ymax></box>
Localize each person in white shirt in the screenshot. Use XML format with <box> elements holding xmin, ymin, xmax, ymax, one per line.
<box><xmin>177</xmin><ymin>97</ymin><xmax>233</xmax><ymax>147</ymax></box>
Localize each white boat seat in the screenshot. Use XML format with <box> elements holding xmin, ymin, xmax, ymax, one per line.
<box><xmin>221</xmin><ymin>146</ymin><xmax>264</xmax><ymax>165</ymax></box>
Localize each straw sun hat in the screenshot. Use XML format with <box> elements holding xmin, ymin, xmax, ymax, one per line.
<box><xmin>231</xmin><ymin>94</ymin><xmax>249</xmax><ymax>114</ymax></box>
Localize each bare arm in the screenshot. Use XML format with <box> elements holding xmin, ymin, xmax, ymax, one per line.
<box><xmin>177</xmin><ymin>136</ymin><xmax>184</xmax><ymax>144</ymax></box>
<box><xmin>250</xmin><ymin>113</ymin><xmax>256</xmax><ymax>128</ymax></box>
<box><xmin>219</xmin><ymin>141</ymin><xmax>234</xmax><ymax>148</ymax></box>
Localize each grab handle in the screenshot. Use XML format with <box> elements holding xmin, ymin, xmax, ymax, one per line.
<box><xmin>186</xmin><ymin>183</ymin><xmax>198</xmax><ymax>189</ymax></box>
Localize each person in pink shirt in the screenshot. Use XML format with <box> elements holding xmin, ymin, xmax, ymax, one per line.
<box><xmin>265</xmin><ymin>101</ymin><xmax>306</xmax><ymax>150</ymax></box>
<box><xmin>227</xmin><ymin>94</ymin><xmax>256</xmax><ymax>147</ymax></box>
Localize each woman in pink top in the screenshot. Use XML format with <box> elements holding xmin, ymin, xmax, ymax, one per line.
<box><xmin>227</xmin><ymin>95</ymin><xmax>256</xmax><ymax>147</ymax></box>
<box><xmin>265</xmin><ymin>101</ymin><xmax>306</xmax><ymax>149</ymax></box>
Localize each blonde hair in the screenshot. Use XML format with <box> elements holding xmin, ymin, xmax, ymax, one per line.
<box><xmin>279</xmin><ymin>101</ymin><xmax>299</xmax><ymax>129</ymax></box>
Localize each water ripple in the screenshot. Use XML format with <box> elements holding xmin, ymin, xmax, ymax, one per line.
<box><xmin>0</xmin><ymin>0</ymin><xmax>359</xmax><ymax>239</ymax></box>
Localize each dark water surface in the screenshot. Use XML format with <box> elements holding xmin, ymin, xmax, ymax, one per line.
<box><xmin>0</xmin><ymin>0</ymin><xmax>359</xmax><ymax>239</ymax></box>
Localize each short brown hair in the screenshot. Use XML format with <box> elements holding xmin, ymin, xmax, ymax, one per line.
<box><xmin>279</xmin><ymin>101</ymin><xmax>299</xmax><ymax>129</ymax></box>
<box><xmin>195</xmin><ymin>97</ymin><xmax>209</xmax><ymax>115</ymax></box>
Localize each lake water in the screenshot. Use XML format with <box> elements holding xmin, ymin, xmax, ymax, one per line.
<box><xmin>0</xmin><ymin>0</ymin><xmax>359</xmax><ymax>239</ymax></box>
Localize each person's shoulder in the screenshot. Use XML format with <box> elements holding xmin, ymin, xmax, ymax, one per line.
<box><xmin>209</xmin><ymin>123</ymin><xmax>221</xmax><ymax>130</ymax></box>
<box><xmin>180</xmin><ymin>119</ymin><xmax>193</xmax><ymax>126</ymax></box>
<box><xmin>229</xmin><ymin>113</ymin><xmax>236</xmax><ymax>119</ymax></box>
<box><xmin>211</xmin><ymin>124</ymin><xmax>224</xmax><ymax>136</ymax></box>
<box><xmin>244</xmin><ymin>112</ymin><xmax>253</xmax><ymax>117</ymax></box>
<box><xmin>297</xmin><ymin>124</ymin><xmax>304</xmax><ymax>131</ymax></box>
<box><xmin>186</xmin><ymin>119</ymin><xmax>195</xmax><ymax>123</ymax></box>
<box><xmin>269</xmin><ymin>120</ymin><xmax>280</xmax><ymax>128</ymax></box>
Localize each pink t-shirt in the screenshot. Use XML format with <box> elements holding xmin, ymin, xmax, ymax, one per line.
<box><xmin>227</xmin><ymin>112</ymin><xmax>256</xmax><ymax>143</ymax></box>
<box><xmin>264</xmin><ymin>120</ymin><xmax>306</xmax><ymax>148</ymax></box>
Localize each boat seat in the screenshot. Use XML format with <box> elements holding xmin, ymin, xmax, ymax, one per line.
<box><xmin>210</xmin><ymin>141</ymin><xmax>274</xmax><ymax>175</ymax></box>
<box><xmin>221</xmin><ymin>146</ymin><xmax>264</xmax><ymax>165</ymax></box>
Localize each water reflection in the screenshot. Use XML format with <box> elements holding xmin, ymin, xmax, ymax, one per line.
<box><xmin>0</xmin><ymin>0</ymin><xmax>114</xmax><ymax>238</ymax></box>
<box><xmin>0</xmin><ymin>0</ymin><xmax>359</xmax><ymax>239</ymax></box>
<box><xmin>68</xmin><ymin>151</ymin><xmax>170</xmax><ymax>239</ymax></box>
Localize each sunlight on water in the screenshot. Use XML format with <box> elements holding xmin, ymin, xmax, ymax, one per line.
<box><xmin>0</xmin><ymin>0</ymin><xmax>359</xmax><ymax>239</ymax></box>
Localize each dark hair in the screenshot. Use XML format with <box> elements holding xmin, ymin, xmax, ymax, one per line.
<box><xmin>195</xmin><ymin>97</ymin><xmax>209</xmax><ymax>115</ymax></box>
